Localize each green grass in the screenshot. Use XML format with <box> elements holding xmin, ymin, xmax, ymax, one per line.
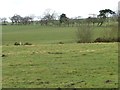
<box><xmin>2</xmin><ymin>25</ymin><xmax>77</xmax><ymax>44</ymax></box>
<box><xmin>2</xmin><ymin>24</ymin><xmax>118</xmax><ymax>45</ymax></box>
<box><xmin>2</xmin><ymin>25</ymin><xmax>118</xmax><ymax>88</ymax></box>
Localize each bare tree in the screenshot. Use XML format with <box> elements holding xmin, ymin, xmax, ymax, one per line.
<box><xmin>41</xmin><ymin>9</ymin><xmax>58</xmax><ymax>26</ymax></box>
<box><xmin>1</xmin><ymin>17</ymin><xmax>7</xmax><ymax>25</ymax></box>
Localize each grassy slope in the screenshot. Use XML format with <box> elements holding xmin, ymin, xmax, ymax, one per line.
<box><xmin>2</xmin><ymin>25</ymin><xmax>118</xmax><ymax>88</ymax></box>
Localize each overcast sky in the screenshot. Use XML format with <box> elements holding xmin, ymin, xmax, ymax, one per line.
<box><xmin>0</xmin><ymin>0</ymin><xmax>119</xmax><ymax>19</ymax></box>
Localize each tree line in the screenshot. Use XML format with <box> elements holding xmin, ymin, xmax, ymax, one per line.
<box><xmin>0</xmin><ymin>9</ymin><xmax>117</xmax><ymax>26</ymax></box>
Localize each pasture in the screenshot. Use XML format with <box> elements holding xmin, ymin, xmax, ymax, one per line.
<box><xmin>2</xmin><ymin>24</ymin><xmax>118</xmax><ymax>88</ymax></box>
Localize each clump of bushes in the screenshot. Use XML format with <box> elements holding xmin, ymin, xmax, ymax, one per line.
<box><xmin>94</xmin><ymin>37</ymin><xmax>120</xmax><ymax>42</ymax></box>
<box><xmin>58</xmin><ymin>42</ymin><xmax>64</xmax><ymax>44</ymax></box>
<box><xmin>95</xmin><ymin>24</ymin><xmax>119</xmax><ymax>42</ymax></box>
<box><xmin>24</xmin><ymin>42</ymin><xmax>32</xmax><ymax>45</ymax></box>
<box><xmin>76</xmin><ymin>23</ymin><xmax>119</xmax><ymax>43</ymax></box>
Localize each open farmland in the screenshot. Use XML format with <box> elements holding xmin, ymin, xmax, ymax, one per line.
<box><xmin>2</xmin><ymin>25</ymin><xmax>118</xmax><ymax>88</ymax></box>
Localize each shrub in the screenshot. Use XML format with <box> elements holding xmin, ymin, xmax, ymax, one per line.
<box><xmin>76</xmin><ymin>24</ymin><xmax>94</xmax><ymax>43</ymax></box>
<box><xmin>58</xmin><ymin>42</ymin><xmax>64</xmax><ymax>44</ymax></box>
<box><xmin>2</xmin><ymin>54</ymin><xmax>7</xmax><ymax>57</ymax></box>
<box><xmin>24</xmin><ymin>42</ymin><xmax>32</xmax><ymax>45</ymax></box>
<box><xmin>94</xmin><ymin>37</ymin><xmax>113</xmax><ymax>42</ymax></box>
<box><xmin>14</xmin><ymin>42</ymin><xmax>20</xmax><ymax>45</ymax></box>
<box><xmin>94</xmin><ymin>37</ymin><xmax>120</xmax><ymax>42</ymax></box>
<box><xmin>95</xmin><ymin>24</ymin><xmax>119</xmax><ymax>42</ymax></box>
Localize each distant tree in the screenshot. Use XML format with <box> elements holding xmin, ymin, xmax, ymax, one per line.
<box><xmin>59</xmin><ymin>13</ymin><xmax>69</xmax><ymax>26</ymax></box>
<box><xmin>74</xmin><ymin>16</ymin><xmax>83</xmax><ymax>26</ymax></box>
<box><xmin>98</xmin><ymin>9</ymin><xmax>115</xmax><ymax>18</ymax></box>
<box><xmin>29</xmin><ymin>14</ymin><xmax>35</xmax><ymax>20</ymax></box>
<box><xmin>98</xmin><ymin>9</ymin><xmax>116</xmax><ymax>25</ymax></box>
<box><xmin>40</xmin><ymin>20</ymin><xmax>48</xmax><ymax>26</ymax></box>
<box><xmin>1</xmin><ymin>17</ymin><xmax>7</xmax><ymax>25</ymax></box>
<box><xmin>86</xmin><ymin>16</ymin><xmax>105</xmax><ymax>26</ymax></box>
<box><xmin>22</xmin><ymin>16</ymin><xmax>33</xmax><ymax>24</ymax></box>
<box><xmin>40</xmin><ymin>9</ymin><xmax>58</xmax><ymax>26</ymax></box>
<box><xmin>10</xmin><ymin>14</ymin><xmax>22</xmax><ymax>24</ymax></box>
<box><xmin>43</xmin><ymin>13</ymin><xmax>55</xmax><ymax>21</ymax></box>
<box><xmin>43</xmin><ymin>9</ymin><xmax>57</xmax><ymax>20</ymax></box>
<box><xmin>88</xmin><ymin>9</ymin><xmax>116</xmax><ymax>26</ymax></box>
<box><xmin>10</xmin><ymin>14</ymin><xmax>34</xmax><ymax>25</ymax></box>
<box><xmin>59</xmin><ymin>13</ymin><xmax>66</xmax><ymax>23</ymax></box>
<box><xmin>29</xmin><ymin>15</ymin><xmax>35</xmax><ymax>23</ymax></box>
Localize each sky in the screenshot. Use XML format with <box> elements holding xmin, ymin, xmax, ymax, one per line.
<box><xmin>0</xmin><ymin>0</ymin><xmax>119</xmax><ymax>20</ymax></box>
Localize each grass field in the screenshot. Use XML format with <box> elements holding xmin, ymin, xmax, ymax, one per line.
<box><xmin>2</xmin><ymin>25</ymin><xmax>77</xmax><ymax>45</ymax></box>
<box><xmin>2</xmin><ymin>25</ymin><xmax>118</xmax><ymax>88</ymax></box>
